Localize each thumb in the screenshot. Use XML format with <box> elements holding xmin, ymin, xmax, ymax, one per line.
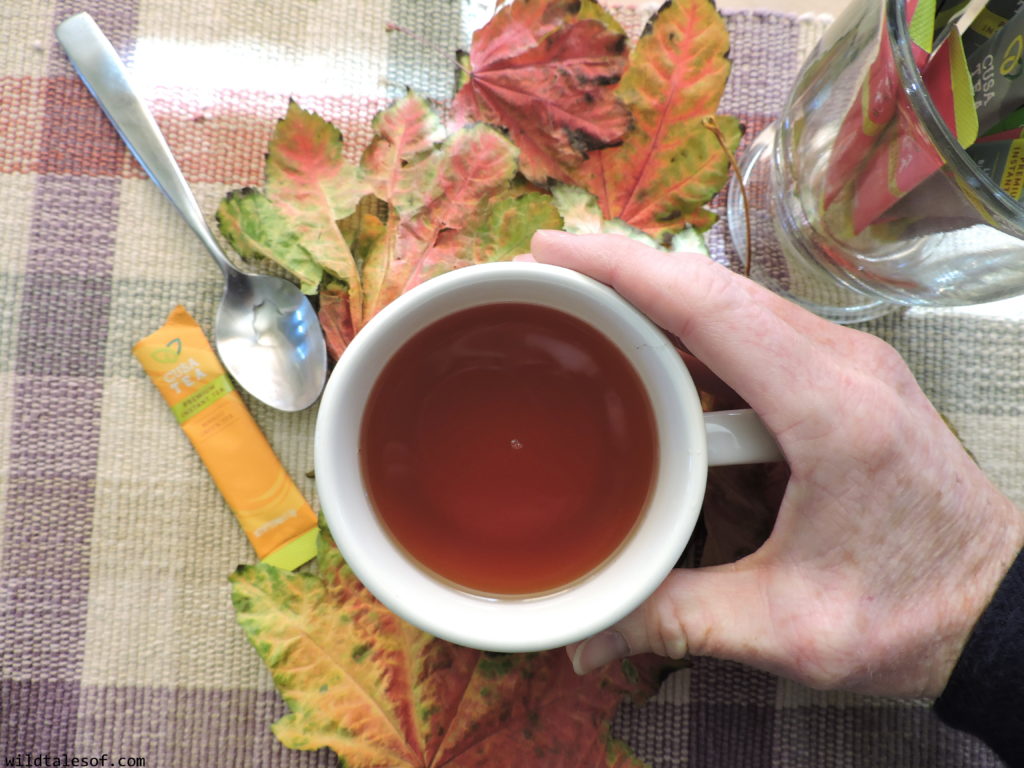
<box><xmin>569</xmin><ymin>565</ymin><xmax>771</xmax><ymax>675</ymax></box>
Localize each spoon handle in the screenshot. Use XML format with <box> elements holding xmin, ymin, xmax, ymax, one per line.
<box><xmin>56</xmin><ymin>12</ymin><xmax>236</xmax><ymax>277</ymax></box>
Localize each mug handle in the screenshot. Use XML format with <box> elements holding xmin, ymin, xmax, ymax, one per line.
<box><xmin>703</xmin><ymin>409</ymin><xmax>783</xmax><ymax>466</ymax></box>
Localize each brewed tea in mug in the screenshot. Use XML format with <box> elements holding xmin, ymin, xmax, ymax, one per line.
<box><xmin>359</xmin><ymin>302</ymin><xmax>657</xmax><ymax>595</ymax></box>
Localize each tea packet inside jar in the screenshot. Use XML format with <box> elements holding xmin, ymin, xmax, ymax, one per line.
<box><xmin>968</xmin><ymin>136</ymin><xmax>1024</xmax><ymax>197</ymax></box>
<box><xmin>977</xmin><ymin>120</ymin><xmax>1024</xmax><ymax>140</ymax></box>
<box><xmin>133</xmin><ymin>305</ymin><xmax>318</xmax><ymax>570</ymax></box>
<box><xmin>969</xmin><ymin>3</ymin><xmax>1024</xmax><ymax>131</ymax></box>
<box><xmin>849</xmin><ymin>27</ymin><xmax>978</xmax><ymax>233</ymax></box>
<box><xmin>958</xmin><ymin>0</ymin><xmax>1024</xmax><ymax>53</ymax></box>
<box><xmin>984</xmin><ymin>103</ymin><xmax>1024</xmax><ymax>133</ymax></box>
<box><xmin>823</xmin><ymin>0</ymin><xmax>936</xmax><ymax>207</ymax></box>
<box><xmin>935</xmin><ymin>0</ymin><xmax>971</xmax><ymax>33</ymax></box>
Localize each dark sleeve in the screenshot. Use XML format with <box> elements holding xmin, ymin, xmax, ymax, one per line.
<box><xmin>933</xmin><ymin>546</ymin><xmax>1024</xmax><ymax>766</ymax></box>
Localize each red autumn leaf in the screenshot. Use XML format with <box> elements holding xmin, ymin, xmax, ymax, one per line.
<box><xmin>562</xmin><ymin>0</ymin><xmax>741</xmax><ymax>241</ymax></box>
<box><xmin>362</xmin><ymin>93</ymin><xmax>445</xmax><ymax>216</ymax></box>
<box><xmin>452</xmin><ymin>0</ymin><xmax>632</xmax><ymax>184</ymax></box>
<box><xmin>216</xmin><ymin>100</ymin><xmax>369</xmax><ymax>302</ymax></box>
<box><xmin>230</xmin><ymin>522</ymin><xmax>673</xmax><ymax>767</ymax></box>
<box><xmin>317</xmin><ymin>94</ymin><xmax>561</xmax><ymax>360</ymax></box>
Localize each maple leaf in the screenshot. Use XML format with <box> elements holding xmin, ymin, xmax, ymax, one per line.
<box><xmin>452</xmin><ymin>0</ymin><xmax>739</xmax><ymax>245</ymax></box>
<box><xmin>230</xmin><ymin>522</ymin><xmax>671</xmax><ymax>767</ymax></box>
<box><xmin>217</xmin><ymin>100</ymin><xmax>368</xmax><ymax>305</ymax></box>
<box><xmin>361</xmin><ymin>93</ymin><xmax>445</xmax><ymax>217</ymax></box>
<box><xmin>217</xmin><ymin>188</ymin><xmax>325</xmax><ymax>294</ymax></box>
<box><xmin>565</xmin><ymin>0</ymin><xmax>741</xmax><ymax>241</ymax></box>
<box><xmin>451</xmin><ymin>0</ymin><xmax>632</xmax><ymax>185</ymax></box>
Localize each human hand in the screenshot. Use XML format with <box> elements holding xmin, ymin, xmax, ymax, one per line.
<box><xmin>530</xmin><ymin>230</ymin><xmax>1024</xmax><ymax>698</ymax></box>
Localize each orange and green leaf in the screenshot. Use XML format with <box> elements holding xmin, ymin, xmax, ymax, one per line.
<box><xmin>216</xmin><ymin>186</ymin><xmax>323</xmax><ymax>294</ymax></box>
<box><xmin>215</xmin><ymin>101</ymin><xmax>367</xmax><ymax>303</ymax></box>
<box><xmin>568</xmin><ymin>0</ymin><xmax>741</xmax><ymax>240</ymax></box>
<box><xmin>362</xmin><ymin>92</ymin><xmax>445</xmax><ymax>216</ymax></box>
<box><xmin>230</xmin><ymin>523</ymin><xmax>671</xmax><ymax>767</ymax></box>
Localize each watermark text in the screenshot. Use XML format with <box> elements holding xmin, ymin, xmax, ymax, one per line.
<box><xmin>4</xmin><ymin>755</ymin><xmax>145</xmax><ymax>767</ymax></box>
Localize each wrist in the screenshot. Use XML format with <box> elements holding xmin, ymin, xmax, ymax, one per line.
<box><xmin>932</xmin><ymin>543</ymin><xmax>1024</xmax><ymax>764</ymax></box>
<box><xmin>924</xmin><ymin>489</ymin><xmax>1024</xmax><ymax>698</ymax></box>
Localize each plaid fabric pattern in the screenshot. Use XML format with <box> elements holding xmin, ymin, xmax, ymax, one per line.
<box><xmin>0</xmin><ymin>0</ymin><xmax>1012</xmax><ymax>764</ymax></box>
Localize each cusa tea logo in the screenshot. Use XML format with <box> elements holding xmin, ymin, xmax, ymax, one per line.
<box><xmin>150</xmin><ymin>337</ymin><xmax>182</xmax><ymax>364</ymax></box>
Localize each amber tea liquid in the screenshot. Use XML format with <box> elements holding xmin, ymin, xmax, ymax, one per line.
<box><xmin>359</xmin><ymin>302</ymin><xmax>657</xmax><ymax>595</ymax></box>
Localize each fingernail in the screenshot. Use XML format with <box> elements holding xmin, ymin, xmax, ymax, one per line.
<box><xmin>666</xmin><ymin>635</ymin><xmax>688</xmax><ymax>659</ymax></box>
<box><xmin>571</xmin><ymin>630</ymin><xmax>630</xmax><ymax>675</ymax></box>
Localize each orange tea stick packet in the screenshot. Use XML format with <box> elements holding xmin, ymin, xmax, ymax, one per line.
<box><xmin>133</xmin><ymin>305</ymin><xmax>318</xmax><ymax>570</ymax></box>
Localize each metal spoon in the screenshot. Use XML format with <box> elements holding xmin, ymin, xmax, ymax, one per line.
<box><xmin>56</xmin><ymin>12</ymin><xmax>327</xmax><ymax>412</ymax></box>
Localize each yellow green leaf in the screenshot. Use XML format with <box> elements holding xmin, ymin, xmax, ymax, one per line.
<box><xmin>215</xmin><ymin>187</ymin><xmax>322</xmax><ymax>294</ymax></box>
<box><xmin>230</xmin><ymin>521</ymin><xmax>671</xmax><ymax>767</ymax></box>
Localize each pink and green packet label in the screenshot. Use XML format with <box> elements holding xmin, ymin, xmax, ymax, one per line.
<box><xmin>823</xmin><ymin>0</ymin><xmax>935</xmax><ymax>207</ymax></box>
<box><xmin>849</xmin><ymin>26</ymin><xmax>978</xmax><ymax>233</ymax></box>
<box><xmin>976</xmin><ymin>123</ymin><xmax>1024</xmax><ymax>142</ymax></box>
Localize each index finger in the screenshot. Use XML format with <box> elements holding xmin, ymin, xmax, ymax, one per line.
<box><xmin>529</xmin><ymin>230</ymin><xmax>840</xmax><ymax>427</ymax></box>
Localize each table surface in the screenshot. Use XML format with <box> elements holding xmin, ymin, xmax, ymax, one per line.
<box><xmin>0</xmin><ymin>0</ymin><xmax>1014</xmax><ymax>765</ymax></box>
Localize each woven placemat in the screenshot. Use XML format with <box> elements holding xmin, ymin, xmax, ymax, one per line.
<box><xmin>0</xmin><ymin>1</ymin><xmax>1011</xmax><ymax>764</ymax></box>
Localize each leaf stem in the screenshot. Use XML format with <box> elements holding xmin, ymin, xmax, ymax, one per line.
<box><xmin>702</xmin><ymin>116</ymin><xmax>751</xmax><ymax>277</ymax></box>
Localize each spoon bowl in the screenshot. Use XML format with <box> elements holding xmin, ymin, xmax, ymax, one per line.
<box><xmin>216</xmin><ymin>271</ymin><xmax>326</xmax><ymax>411</ymax></box>
<box><xmin>57</xmin><ymin>12</ymin><xmax>326</xmax><ymax>412</ymax></box>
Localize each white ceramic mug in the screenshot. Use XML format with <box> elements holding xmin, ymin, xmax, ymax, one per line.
<box><xmin>315</xmin><ymin>262</ymin><xmax>781</xmax><ymax>652</ymax></box>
